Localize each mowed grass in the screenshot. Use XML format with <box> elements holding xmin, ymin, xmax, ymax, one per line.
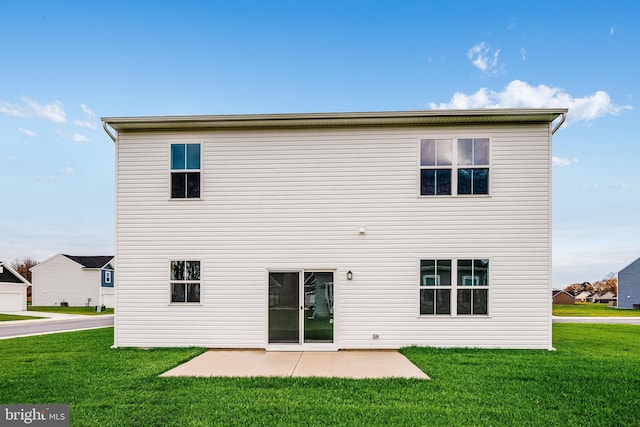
<box><xmin>553</xmin><ymin>302</ymin><xmax>640</xmax><ymax>316</ymax></box>
<box><xmin>1</xmin><ymin>325</ymin><xmax>639</xmax><ymax>426</ymax></box>
<box><xmin>0</xmin><ymin>313</ymin><xmax>43</xmax><ymax>321</ymax></box>
<box><xmin>28</xmin><ymin>305</ymin><xmax>114</xmax><ymax>315</ymax></box>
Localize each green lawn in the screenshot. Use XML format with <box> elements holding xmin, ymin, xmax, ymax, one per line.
<box><xmin>0</xmin><ymin>313</ymin><xmax>43</xmax><ymax>322</ymax></box>
<box><xmin>553</xmin><ymin>302</ymin><xmax>640</xmax><ymax>316</ymax></box>
<box><xmin>0</xmin><ymin>325</ymin><xmax>638</xmax><ymax>426</ymax></box>
<box><xmin>28</xmin><ymin>305</ymin><xmax>114</xmax><ymax>315</ymax></box>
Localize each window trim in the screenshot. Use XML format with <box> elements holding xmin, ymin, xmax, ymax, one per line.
<box><xmin>418</xmin><ymin>137</ymin><xmax>491</xmax><ymax>197</ymax></box>
<box><xmin>169</xmin><ymin>259</ymin><xmax>202</xmax><ymax>305</ymax></box>
<box><xmin>169</xmin><ymin>142</ymin><xmax>202</xmax><ymax>200</ymax></box>
<box><xmin>418</xmin><ymin>257</ymin><xmax>490</xmax><ymax>317</ymax></box>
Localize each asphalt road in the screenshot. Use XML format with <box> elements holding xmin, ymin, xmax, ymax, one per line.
<box><xmin>0</xmin><ymin>316</ymin><xmax>113</xmax><ymax>339</ymax></box>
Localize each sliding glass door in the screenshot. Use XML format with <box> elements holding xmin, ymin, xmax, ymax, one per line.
<box><xmin>268</xmin><ymin>271</ymin><xmax>334</xmax><ymax>344</ymax></box>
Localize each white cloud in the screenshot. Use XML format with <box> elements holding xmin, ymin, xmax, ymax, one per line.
<box><xmin>58</xmin><ymin>166</ymin><xmax>75</xmax><ymax>175</ymax></box>
<box><xmin>0</xmin><ymin>97</ymin><xmax>66</xmax><ymax>123</ymax></box>
<box><xmin>73</xmin><ymin>133</ymin><xmax>89</xmax><ymax>143</ymax></box>
<box><xmin>0</xmin><ymin>101</ymin><xmax>28</xmax><ymax>117</ymax></box>
<box><xmin>35</xmin><ymin>174</ymin><xmax>57</xmax><ymax>180</ymax></box>
<box><xmin>74</xmin><ymin>103</ymin><xmax>98</xmax><ymax>130</ymax></box>
<box><xmin>610</xmin><ymin>27</ymin><xmax>614</xmax><ymax>35</ymax></box>
<box><xmin>18</xmin><ymin>127</ymin><xmax>37</xmax><ymax>137</ymax></box>
<box><xmin>22</xmin><ymin>98</ymin><xmax>66</xmax><ymax>123</ymax></box>
<box><xmin>429</xmin><ymin>80</ymin><xmax>632</xmax><ymax>124</ymax></box>
<box><xmin>520</xmin><ymin>47</ymin><xmax>526</xmax><ymax>61</ymax></box>
<box><xmin>552</xmin><ymin>157</ymin><xmax>578</xmax><ymax>167</ymax></box>
<box><xmin>467</xmin><ymin>42</ymin><xmax>501</xmax><ymax>73</ymax></box>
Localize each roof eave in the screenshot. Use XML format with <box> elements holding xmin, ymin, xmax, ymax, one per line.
<box><xmin>102</xmin><ymin>108</ymin><xmax>568</xmax><ymax>133</ymax></box>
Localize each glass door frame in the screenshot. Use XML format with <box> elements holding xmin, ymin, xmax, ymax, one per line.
<box><xmin>266</xmin><ymin>269</ymin><xmax>337</xmax><ymax>351</ymax></box>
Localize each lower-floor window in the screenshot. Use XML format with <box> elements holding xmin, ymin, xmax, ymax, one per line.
<box><xmin>170</xmin><ymin>260</ymin><xmax>201</xmax><ymax>303</ymax></box>
<box><xmin>420</xmin><ymin>258</ymin><xmax>489</xmax><ymax>315</ymax></box>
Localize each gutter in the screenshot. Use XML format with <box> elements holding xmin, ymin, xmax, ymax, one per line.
<box><xmin>102</xmin><ymin>119</ymin><xmax>117</xmax><ymax>142</ymax></box>
<box><xmin>551</xmin><ymin>112</ymin><xmax>567</xmax><ymax>134</ymax></box>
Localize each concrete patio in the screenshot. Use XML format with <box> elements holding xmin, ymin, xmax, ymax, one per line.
<box><xmin>161</xmin><ymin>350</ymin><xmax>429</xmax><ymax>380</ymax></box>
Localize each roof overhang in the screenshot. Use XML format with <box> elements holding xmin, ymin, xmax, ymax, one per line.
<box><xmin>0</xmin><ymin>262</ymin><xmax>31</xmax><ymax>286</ymax></box>
<box><xmin>102</xmin><ymin>108</ymin><xmax>568</xmax><ymax>136</ymax></box>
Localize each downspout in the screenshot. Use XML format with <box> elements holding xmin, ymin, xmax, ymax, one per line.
<box><xmin>551</xmin><ymin>112</ymin><xmax>566</xmax><ymax>135</ymax></box>
<box><xmin>102</xmin><ymin>120</ymin><xmax>117</xmax><ymax>142</ymax></box>
<box><xmin>102</xmin><ymin>118</ymin><xmax>118</xmax><ymax>348</ymax></box>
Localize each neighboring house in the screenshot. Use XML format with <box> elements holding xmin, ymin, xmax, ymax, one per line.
<box><xmin>31</xmin><ymin>254</ymin><xmax>115</xmax><ymax>307</ymax></box>
<box><xmin>552</xmin><ymin>290</ymin><xmax>575</xmax><ymax>305</ymax></box>
<box><xmin>102</xmin><ymin>108</ymin><xmax>567</xmax><ymax>350</ymax></box>
<box><xmin>618</xmin><ymin>257</ymin><xmax>640</xmax><ymax>309</ymax></box>
<box><xmin>593</xmin><ymin>291</ymin><xmax>616</xmax><ymax>305</ymax></box>
<box><xmin>574</xmin><ymin>291</ymin><xmax>591</xmax><ymax>303</ymax></box>
<box><xmin>0</xmin><ymin>261</ymin><xmax>30</xmax><ymax>312</ymax></box>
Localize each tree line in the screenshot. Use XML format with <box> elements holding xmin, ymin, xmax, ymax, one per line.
<box><xmin>10</xmin><ymin>257</ymin><xmax>38</xmax><ymax>282</ymax></box>
<box><xmin>564</xmin><ymin>274</ymin><xmax>617</xmax><ymax>295</ymax></box>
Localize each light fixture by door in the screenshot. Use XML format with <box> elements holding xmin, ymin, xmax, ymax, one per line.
<box><xmin>347</xmin><ymin>270</ymin><xmax>353</xmax><ymax>280</ymax></box>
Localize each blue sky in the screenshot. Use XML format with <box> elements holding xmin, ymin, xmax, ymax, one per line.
<box><xmin>0</xmin><ymin>1</ymin><xmax>637</xmax><ymax>287</ymax></box>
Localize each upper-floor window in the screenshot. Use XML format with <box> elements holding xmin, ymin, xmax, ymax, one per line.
<box><xmin>171</xmin><ymin>144</ymin><xmax>201</xmax><ymax>199</ymax></box>
<box><xmin>420</xmin><ymin>138</ymin><xmax>489</xmax><ymax>196</ymax></box>
<box><xmin>420</xmin><ymin>139</ymin><xmax>452</xmax><ymax>195</ymax></box>
<box><xmin>105</xmin><ymin>271</ymin><xmax>112</xmax><ymax>284</ymax></box>
<box><xmin>457</xmin><ymin>138</ymin><xmax>489</xmax><ymax>195</ymax></box>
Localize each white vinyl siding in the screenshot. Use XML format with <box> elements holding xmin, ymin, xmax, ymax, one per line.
<box><xmin>114</xmin><ymin>123</ymin><xmax>552</xmax><ymax>349</ymax></box>
<box><xmin>31</xmin><ymin>254</ymin><xmax>102</xmax><ymax>307</ymax></box>
<box><xmin>0</xmin><ymin>284</ymin><xmax>28</xmax><ymax>311</ymax></box>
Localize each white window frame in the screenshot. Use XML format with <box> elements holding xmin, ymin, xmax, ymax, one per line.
<box><xmin>169</xmin><ymin>260</ymin><xmax>202</xmax><ymax>304</ymax></box>
<box><xmin>419</xmin><ymin>260</ymin><xmax>452</xmax><ymax>316</ymax></box>
<box><xmin>419</xmin><ymin>258</ymin><xmax>490</xmax><ymax>317</ymax></box>
<box><xmin>456</xmin><ymin>259</ymin><xmax>490</xmax><ymax>316</ymax></box>
<box><xmin>169</xmin><ymin>143</ymin><xmax>202</xmax><ymax>200</ymax></box>
<box><xmin>418</xmin><ymin>137</ymin><xmax>491</xmax><ymax>197</ymax></box>
<box><xmin>104</xmin><ymin>270</ymin><xmax>112</xmax><ymax>284</ymax></box>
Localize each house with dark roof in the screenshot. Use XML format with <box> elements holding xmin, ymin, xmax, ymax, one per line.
<box><xmin>31</xmin><ymin>254</ymin><xmax>114</xmax><ymax>307</ymax></box>
<box><xmin>0</xmin><ymin>261</ymin><xmax>31</xmax><ymax>312</ymax></box>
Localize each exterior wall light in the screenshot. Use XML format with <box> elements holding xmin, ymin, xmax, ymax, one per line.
<box><xmin>347</xmin><ymin>270</ymin><xmax>353</xmax><ymax>280</ymax></box>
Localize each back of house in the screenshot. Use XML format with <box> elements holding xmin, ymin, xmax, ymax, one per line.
<box><xmin>103</xmin><ymin>108</ymin><xmax>566</xmax><ymax>350</ymax></box>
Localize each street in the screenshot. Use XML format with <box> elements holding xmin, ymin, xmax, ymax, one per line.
<box><xmin>0</xmin><ymin>315</ymin><xmax>113</xmax><ymax>339</ymax></box>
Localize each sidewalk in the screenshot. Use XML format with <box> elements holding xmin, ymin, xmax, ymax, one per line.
<box><xmin>1</xmin><ymin>310</ymin><xmax>113</xmax><ymax>323</ymax></box>
<box><xmin>552</xmin><ymin>316</ymin><xmax>640</xmax><ymax>324</ymax></box>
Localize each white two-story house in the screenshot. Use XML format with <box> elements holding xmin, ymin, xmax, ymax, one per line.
<box><xmin>102</xmin><ymin>108</ymin><xmax>566</xmax><ymax>350</ymax></box>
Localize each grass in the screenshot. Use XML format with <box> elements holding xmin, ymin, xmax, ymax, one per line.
<box><xmin>553</xmin><ymin>302</ymin><xmax>640</xmax><ymax>316</ymax></box>
<box><xmin>0</xmin><ymin>313</ymin><xmax>43</xmax><ymax>322</ymax></box>
<box><xmin>28</xmin><ymin>305</ymin><xmax>114</xmax><ymax>315</ymax></box>
<box><xmin>0</xmin><ymin>324</ymin><xmax>639</xmax><ymax>426</ymax></box>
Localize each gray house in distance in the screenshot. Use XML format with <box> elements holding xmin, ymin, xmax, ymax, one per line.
<box><xmin>618</xmin><ymin>257</ymin><xmax>640</xmax><ymax>309</ymax></box>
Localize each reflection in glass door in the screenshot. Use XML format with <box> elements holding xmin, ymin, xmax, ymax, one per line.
<box><xmin>268</xmin><ymin>272</ymin><xmax>300</xmax><ymax>343</ymax></box>
<box><xmin>303</xmin><ymin>272</ymin><xmax>334</xmax><ymax>343</ymax></box>
<box><xmin>268</xmin><ymin>271</ymin><xmax>334</xmax><ymax>344</ymax></box>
